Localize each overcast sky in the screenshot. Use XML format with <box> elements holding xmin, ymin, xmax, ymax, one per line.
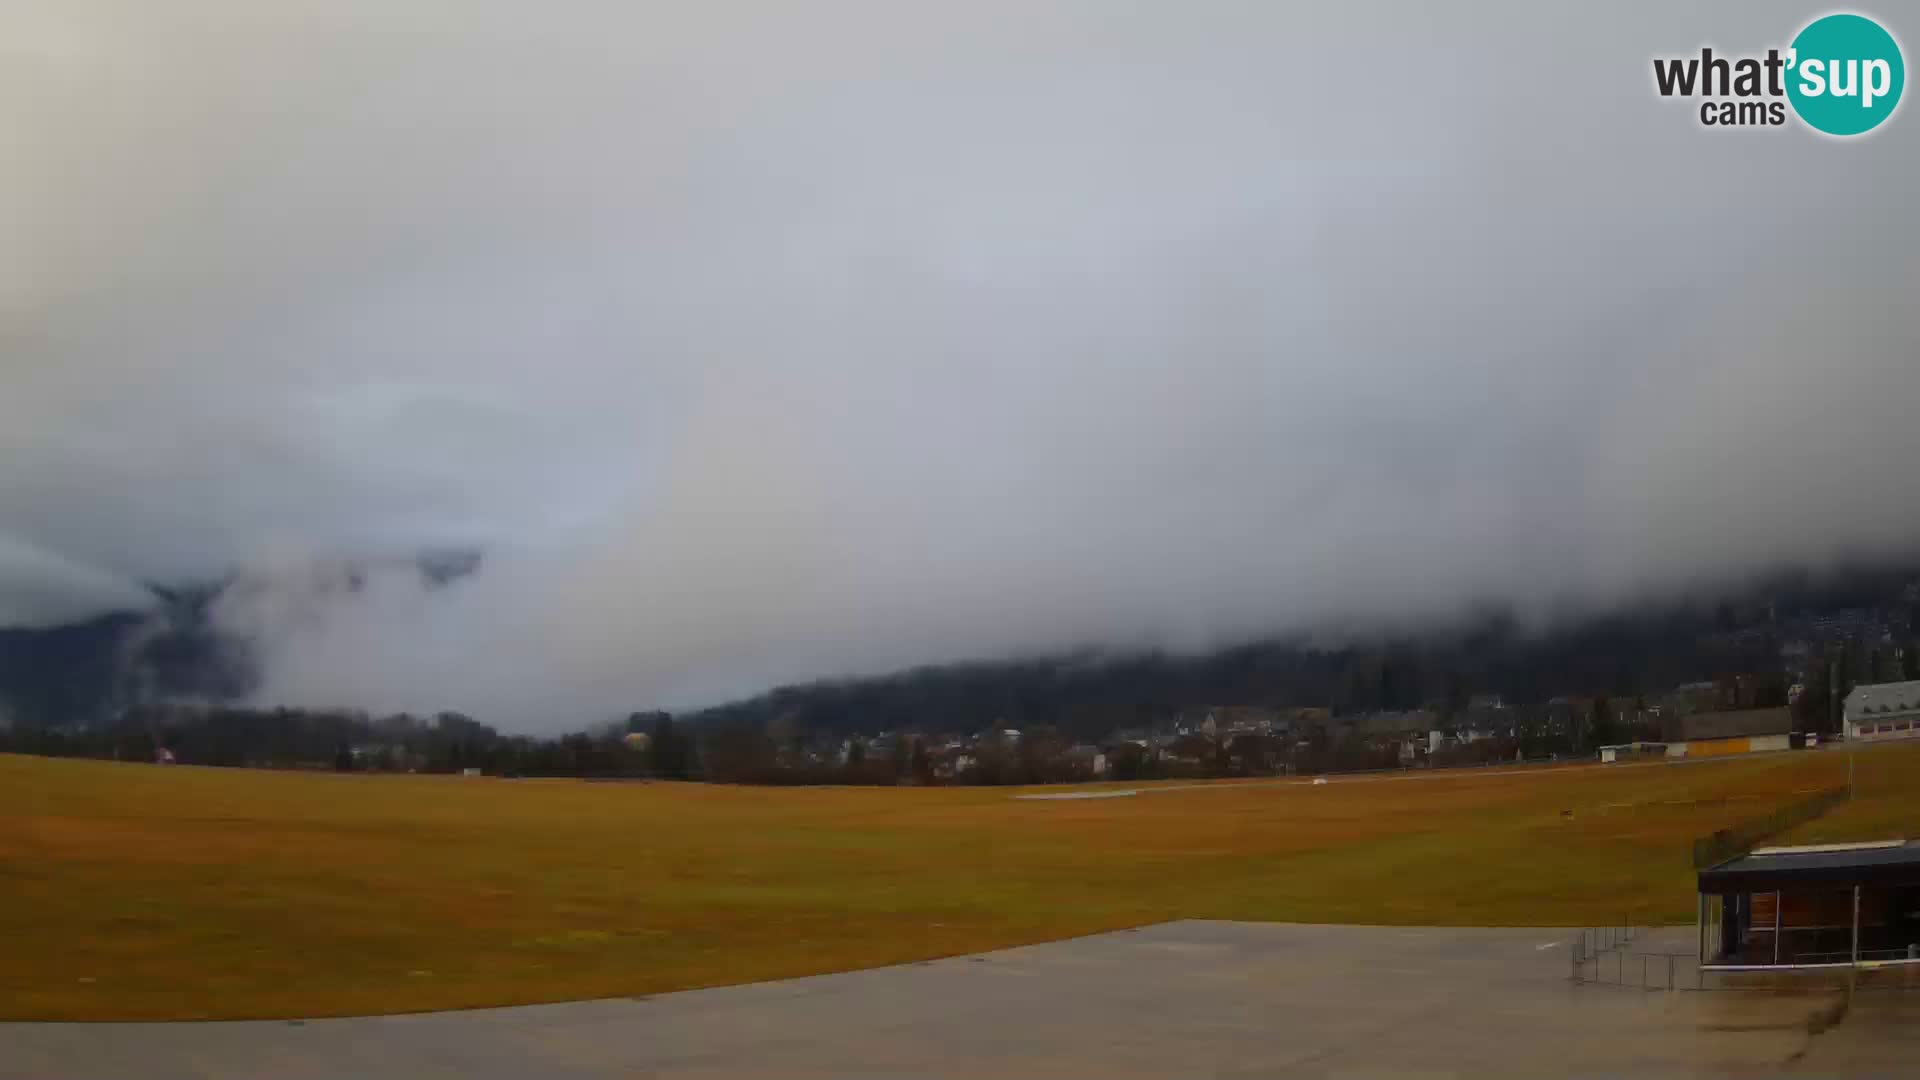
<box><xmin>4</xmin><ymin>2</ymin><xmax>1917</xmax><ymax>727</ymax></box>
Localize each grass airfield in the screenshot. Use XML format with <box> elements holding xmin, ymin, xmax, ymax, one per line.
<box><xmin>4</xmin><ymin>742</ymin><xmax>1914</xmax><ymax>1020</ymax></box>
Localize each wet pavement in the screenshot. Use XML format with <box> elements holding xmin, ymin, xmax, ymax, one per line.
<box><xmin>4</xmin><ymin>920</ymin><xmax>1907</xmax><ymax>1078</ymax></box>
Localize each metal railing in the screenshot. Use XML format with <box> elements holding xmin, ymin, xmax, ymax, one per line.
<box><xmin>1575</xmin><ymin>922</ymin><xmax>1635</xmax><ymax>955</ymax></box>
<box><xmin>1572</xmin><ymin>926</ymin><xmax>1920</xmax><ymax>992</ymax></box>
<box><xmin>1797</xmin><ymin>947</ymin><xmax>1920</xmax><ymax>965</ymax></box>
<box><xmin>1570</xmin><ymin>923</ymin><xmax>1704</xmax><ymax>991</ymax></box>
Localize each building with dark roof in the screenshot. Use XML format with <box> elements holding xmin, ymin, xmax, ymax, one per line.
<box><xmin>1697</xmin><ymin>840</ymin><xmax>1920</xmax><ymax>969</ymax></box>
<box><xmin>1676</xmin><ymin>707</ymin><xmax>1792</xmax><ymax>742</ymax></box>
<box><xmin>1655</xmin><ymin>707</ymin><xmax>1795</xmax><ymax>759</ymax></box>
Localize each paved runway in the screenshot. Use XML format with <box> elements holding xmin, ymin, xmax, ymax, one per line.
<box><xmin>3</xmin><ymin>920</ymin><xmax>1907</xmax><ymax>1078</ymax></box>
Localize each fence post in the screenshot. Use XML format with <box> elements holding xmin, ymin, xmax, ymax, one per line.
<box><xmin>1852</xmin><ymin>884</ymin><xmax>1861</xmax><ymax>976</ymax></box>
<box><xmin>1697</xmin><ymin>893</ymin><xmax>1706</xmax><ymax>969</ymax></box>
<box><xmin>1667</xmin><ymin>952</ymin><xmax>1674</xmax><ymax>991</ymax></box>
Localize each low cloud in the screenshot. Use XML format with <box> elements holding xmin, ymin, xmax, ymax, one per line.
<box><xmin>0</xmin><ymin>535</ymin><xmax>156</xmax><ymax>628</ymax></box>
<box><xmin>4</xmin><ymin>2</ymin><xmax>1918</xmax><ymax>728</ymax></box>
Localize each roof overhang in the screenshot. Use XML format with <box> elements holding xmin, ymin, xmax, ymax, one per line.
<box><xmin>1697</xmin><ymin>840</ymin><xmax>1920</xmax><ymax>893</ymax></box>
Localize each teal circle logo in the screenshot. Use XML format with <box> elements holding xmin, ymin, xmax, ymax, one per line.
<box><xmin>1787</xmin><ymin>13</ymin><xmax>1905</xmax><ymax>136</ymax></box>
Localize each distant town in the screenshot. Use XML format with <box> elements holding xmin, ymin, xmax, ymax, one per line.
<box><xmin>6</xmin><ymin>568</ymin><xmax>1920</xmax><ymax>785</ymax></box>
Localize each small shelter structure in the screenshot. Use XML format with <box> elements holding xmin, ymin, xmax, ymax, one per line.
<box><xmin>1696</xmin><ymin>839</ymin><xmax>1920</xmax><ymax>970</ymax></box>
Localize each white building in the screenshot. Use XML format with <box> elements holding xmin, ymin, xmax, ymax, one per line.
<box><xmin>1844</xmin><ymin>680</ymin><xmax>1920</xmax><ymax>742</ymax></box>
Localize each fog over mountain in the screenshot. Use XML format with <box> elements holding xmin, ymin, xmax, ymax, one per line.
<box><xmin>4</xmin><ymin>2</ymin><xmax>1918</xmax><ymax>728</ymax></box>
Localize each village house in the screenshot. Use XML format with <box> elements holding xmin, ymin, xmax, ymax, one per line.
<box><xmin>1844</xmin><ymin>680</ymin><xmax>1920</xmax><ymax>742</ymax></box>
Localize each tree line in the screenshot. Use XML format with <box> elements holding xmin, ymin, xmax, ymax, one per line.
<box><xmin>4</xmin><ymin>562</ymin><xmax>1919</xmax><ymax>781</ymax></box>
<box><xmin>0</xmin><ymin>705</ymin><xmax>699</xmax><ymax>780</ymax></box>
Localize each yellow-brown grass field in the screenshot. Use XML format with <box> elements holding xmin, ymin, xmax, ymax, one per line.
<box><xmin>4</xmin><ymin>743</ymin><xmax>1917</xmax><ymax>1021</ymax></box>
